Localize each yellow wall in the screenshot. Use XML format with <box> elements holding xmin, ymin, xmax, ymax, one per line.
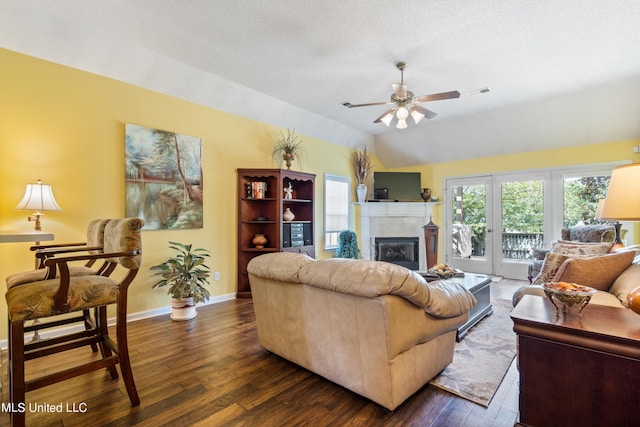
<box><xmin>0</xmin><ymin>49</ymin><xmax>352</xmax><ymax>341</ymax></box>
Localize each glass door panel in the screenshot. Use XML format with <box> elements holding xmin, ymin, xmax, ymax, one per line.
<box><xmin>500</xmin><ymin>180</ymin><xmax>544</xmax><ymax>260</ymax></box>
<box><xmin>496</xmin><ymin>178</ymin><xmax>545</xmax><ymax>278</ymax></box>
<box><xmin>446</xmin><ymin>176</ymin><xmax>493</xmax><ymax>274</ymax></box>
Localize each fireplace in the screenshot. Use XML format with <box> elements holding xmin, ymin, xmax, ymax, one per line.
<box><xmin>357</xmin><ymin>202</ymin><xmax>435</xmax><ymax>271</ymax></box>
<box><xmin>375</xmin><ymin>237</ymin><xmax>419</xmax><ymax>270</ymax></box>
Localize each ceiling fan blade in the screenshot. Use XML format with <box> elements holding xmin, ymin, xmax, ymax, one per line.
<box><xmin>414</xmin><ymin>90</ymin><xmax>461</xmax><ymax>103</ymax></box>
<box><xmin>411</xmin><ymin>105</ymin><xmax>437</xmax><ymax>120</ymax></box>
<box><xmin>373</xmin><ymin>108</ymin><xmax>396</xmax><ymax>124</ymax></box>
<box><xmin>392</xmin><ymin>83</ymin><xmax>407</xmax><ymax>99</ymax></box>
<box><xmin>343</xmin><ymin>101</ymin><xmax>390</xmax><ymax>108</ymax></box>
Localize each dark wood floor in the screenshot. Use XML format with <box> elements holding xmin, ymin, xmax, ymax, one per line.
<box><xmin>0</xmin><ymin>279</ymin><xmax>525</xmax><ymax>427</ymax></box>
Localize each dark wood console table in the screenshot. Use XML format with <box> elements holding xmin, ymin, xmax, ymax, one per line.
<box><xmin>511</xmin><ymin>295</ymin><xmax>640</xmax><ymax>427</ymax></box>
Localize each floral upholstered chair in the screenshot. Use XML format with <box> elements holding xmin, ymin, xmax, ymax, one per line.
<box><xmin>6</xmin><ymin>219</ymin><xmax>111</xmax><ymax>288</ymax></box>
<box><xmin>5</xmin><ymin>218</ymin><xmax>144</xmax><ymax>427</ymax></box>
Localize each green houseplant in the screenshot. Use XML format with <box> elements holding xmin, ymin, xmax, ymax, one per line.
<box><xmin>272</xmin><ymin>129</ymin><xmax>305</xmax><ymax>169</ymax></box>
<box><xmin>335</xmin><ymin>230</ymin><xmax>360</xmax><ymax>259</ymax></box>
<box><xmin>151</xmin><ymin>241</ymin><xmax>211</xmax><ymax>321</ymax></box>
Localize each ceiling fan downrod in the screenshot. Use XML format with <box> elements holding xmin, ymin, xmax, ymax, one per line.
<box><xmin>396</xmin><ymin>62</ymin><xmax>406</xmax><ymax>85</ymax></box>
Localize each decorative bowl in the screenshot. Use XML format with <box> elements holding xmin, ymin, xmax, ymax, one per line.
<box><xmin>542</xmin><ymin>282</ymin><xmax>597</xmax><ymax>317</ymax></box>
<box><xmin>428</xmin><ymin>264</ymin><xmax>456</xmax><ymax>279</ymax></box>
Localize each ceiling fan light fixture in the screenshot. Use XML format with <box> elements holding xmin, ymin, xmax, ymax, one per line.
<box><xmin>410</xmin><ymin>107</ymin><xmax>425</xmax><ymax>124</ymax></box>
<box><xmin>380</xmin><ymin>111</ymin><xmax>394</xmax><ymax>126</ymax></box>
<box><xmin>343</xmin><ymin>61</ymin><xmax>459</xmax><ymax>129</ymax></box>
<box><xmin>396</xmin><ymin>107</ymin><xmax>409</xmax><ymax>120</ymax></box>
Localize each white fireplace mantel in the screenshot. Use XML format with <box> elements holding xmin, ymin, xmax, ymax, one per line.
<box><xmin>356</xmin><ymin>202</ymin><xmax>439</xmax><ymax>271</ymax></box>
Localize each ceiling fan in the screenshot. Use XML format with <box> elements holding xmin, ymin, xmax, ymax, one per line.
<box><xmin>343</xmin><ymin>62</ymin><xmax>460</xmax><ymax>129</ymax></box>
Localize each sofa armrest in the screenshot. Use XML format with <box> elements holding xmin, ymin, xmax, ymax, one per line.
<box><xmin>609</xmin><ymin>264</ymin><xmax>640</xmax><ymax>307</ymax></box>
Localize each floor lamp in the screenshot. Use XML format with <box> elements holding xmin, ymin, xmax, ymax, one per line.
<box><xmin>600</xmin><ymin>163</ymin><xmax>640</xmax><ymax>314</ymax></box>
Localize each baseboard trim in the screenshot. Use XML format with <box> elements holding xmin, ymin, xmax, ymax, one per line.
<box><xmin>0</xmin><ymin>292</ymin><xmax>237</xmax><ymax>350</ymax></box>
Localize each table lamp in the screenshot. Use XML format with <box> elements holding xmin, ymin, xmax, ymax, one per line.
<box><xmin>15</xmin><ymin>179</ymin><xmax>62</xmax><ymax>231</ymax></box>
<box><xmin>600</xmin><ymin>163</ymin><xmax>640</xmax><ymax>314</ymax></box>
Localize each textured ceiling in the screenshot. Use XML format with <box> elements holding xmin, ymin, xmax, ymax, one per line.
<box><xmin>2</xmin><ymin>0</ymin><xmax>640</xmax><ymax>167</ymax></box>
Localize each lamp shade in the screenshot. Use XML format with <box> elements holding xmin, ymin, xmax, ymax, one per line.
<box><xmin>380</xmin><ymin>111</ymin><xmax>394</xmax><ymax>127</ymax></box>
<box><xmin>601</xmin><ymin>163</ymin><xmax>640</xmax><ymax>221</ymax></box>
<box><xmin>15</xmin><ymin>180</ymin><xmax>62</xmax><ymax>212</ymax></box>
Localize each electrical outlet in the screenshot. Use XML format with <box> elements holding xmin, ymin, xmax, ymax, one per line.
<box><xmin>633</xmin><ymin>145</ymin><xmax>640</xmax><ymax>153</ymax></box>
<box><xmin>214</xmin><ymin>272</ymin><xmax>220</xmax><ymax>281</ymax></box>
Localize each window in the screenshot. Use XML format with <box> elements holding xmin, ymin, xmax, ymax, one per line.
<box><xmin>324</xmin><ymin>174</ymin><xmax>350</xmax><ymax>250</ymax></box>
<box><xmin>562</xmin><ymin>174</ymin><xmax>610</xmax><ymax>228</ymax></box>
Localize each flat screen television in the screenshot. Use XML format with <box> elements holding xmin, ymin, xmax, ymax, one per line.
<box><xmin>373</xmin><ymin>172</ymin><xmax>422</xmax><ymax>201</ymax></box>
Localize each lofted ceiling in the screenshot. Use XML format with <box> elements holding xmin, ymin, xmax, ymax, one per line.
<box><xmin>2</xmin><ymin>0</ymin><xmax>640</xmax><ymax>167</ymax></box>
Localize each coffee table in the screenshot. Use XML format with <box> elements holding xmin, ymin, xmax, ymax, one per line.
<box><xmin>420</xmin><ymin>271</ymin><xmax>493</xmax><ymax>341</ymax></box>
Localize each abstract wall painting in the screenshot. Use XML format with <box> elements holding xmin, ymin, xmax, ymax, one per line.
<box><xmin>125</xmin><ymin>123</ymin><xmax>203</xmax><ymax>230</ymax></box>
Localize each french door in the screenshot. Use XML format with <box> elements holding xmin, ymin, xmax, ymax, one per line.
<box><xmin>445</xmin><ymin>174</ymin><xmax>548</xmax><ymax>278</ymax></box>
<box><xmin>444</xmin><ymin>163</ymin><xmax>625</xmax><ymax>279</ymax></box>
<box><xmin>445</xmin><ymin>176</ymin><xmax>494</xmax><ymax>274</ymax></box>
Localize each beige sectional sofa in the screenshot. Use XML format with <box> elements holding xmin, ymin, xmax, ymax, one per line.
<box><xmin>247</xmin><ymin>252</ymin><xmax>477</xmax><ymax>411</ymax></box>
<box><xmin>514</xmin><ymin>249</ymin><xmax>640</xmax><ymax>308</ymax></box>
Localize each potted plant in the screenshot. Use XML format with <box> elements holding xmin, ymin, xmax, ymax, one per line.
<box><xmin>272</xmin><ymin>128</ymin><xmax>305</xmax><ymax>169</ymax></box>
<box><xmin>151</xmin><ymin>241</ymin><xmax>212</xmax><ymax>321</ymax></box>
<box><xmin>352</xmin><ymin>145</ymin><xmax>373</xmax><ymax>203</ymax></box>
<box><xmin>335</xmin><ymin>230</ymin><xmax>360</xmax><ymax>259</ymax></box>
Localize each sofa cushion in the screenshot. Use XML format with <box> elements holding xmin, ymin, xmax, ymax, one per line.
<box><xmin>297</xmin><ymin>258</ymin><xmax>476</xmax><ymax>318</ymax></box>
<box><xmin>551</xmin><ymin>251</ymin><xmax>636</xmax><ymax>291</ymax></box>
<box><xmin>609</xmin><ymin>264</ymin><xmax>640</xmax><ymax>307</ymax></box>
<box><xmin>551</xmin><ymin>240</ymin><xmax>613</xmax><ymax>255</ymax></box>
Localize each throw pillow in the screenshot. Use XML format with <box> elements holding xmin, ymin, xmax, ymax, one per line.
<box><xmin>552</xmin><ymin>251</ymin><xmax>636</xmax><ymax>291</ymax></box>
<box><xmin>551</xmin><ymin>240</ymin><xmax>613</xmax><ymax>256</ymax></box>
<box><xmin>532</xmin><ymin>253</ymin><xmax>578</xmax><ymax>285</ymax></box>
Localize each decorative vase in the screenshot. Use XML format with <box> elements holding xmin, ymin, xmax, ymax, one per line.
<box><xmin>421</xmin><ymin>188</ymin><xmax>432</xmax><ymax>202</ymax></box>
<box><xmin>170</xmin><ymin>297</ymin><xmax>197</xmax><ymax>321</ymax></box>
<box><xmin>252</xmin><ymin>233</ymin><xmax>267</xmax><ymax>248</ymax></box>
<box><xmin>283</xmin><ymin>207</ymin><xmax>295</xmax><ymax>222</ymax></box>
<box><xmin>356</xmin><ymin>184</ymin><xmax>367</xmax><ymax>203</ymax></box>
<box><xmin>283</xmin><ymin>153</ymin><xmax>294</xmax><ymax>169</ymax></box>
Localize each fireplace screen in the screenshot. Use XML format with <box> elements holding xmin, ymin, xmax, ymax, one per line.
<box><xmin>375</xmin><ymin>237</ymin><xmax>419</xmax><ymax>270</ymax></box>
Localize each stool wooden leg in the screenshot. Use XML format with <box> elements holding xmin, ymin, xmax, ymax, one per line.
<box><xmin>83</xmin><ymin>309</ymin><xmax>99</xmax><ymax>353</ymax></box>
<box><xmin>9</xmin><ymin>320</ymin><xmax>26</xmax><ymax>427</ymax></box>
<box><xmin>96</xmin><ymin>307</ymin><xmax>118</xmax><ymax>379</ymax></box>
<box><xmin>116</xmin><ymin>303</ymin><xmax>139</xmax><ymax>406</ymax></box>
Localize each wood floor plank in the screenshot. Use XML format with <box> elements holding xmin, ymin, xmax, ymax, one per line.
<box><xmin>0</xmin><ymin>279</ymin><xmax>525</xmax><ymax>426</ymax></box>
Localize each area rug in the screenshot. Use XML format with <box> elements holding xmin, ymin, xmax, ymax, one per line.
<box><xmin>429</xmin><ymin>298</ymin><xmax>516</xmax><ymax>407</ymax></box>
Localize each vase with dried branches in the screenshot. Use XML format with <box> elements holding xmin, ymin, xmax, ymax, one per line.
<box><xmin>272</xmin><ymin>129</ymin><xmax>305</xmax><ymax>169</ymax></box>
<box><xmin>352</xmin><ymin>145</ymin><xmax>373</xmax><ymax>202</ymax></box>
